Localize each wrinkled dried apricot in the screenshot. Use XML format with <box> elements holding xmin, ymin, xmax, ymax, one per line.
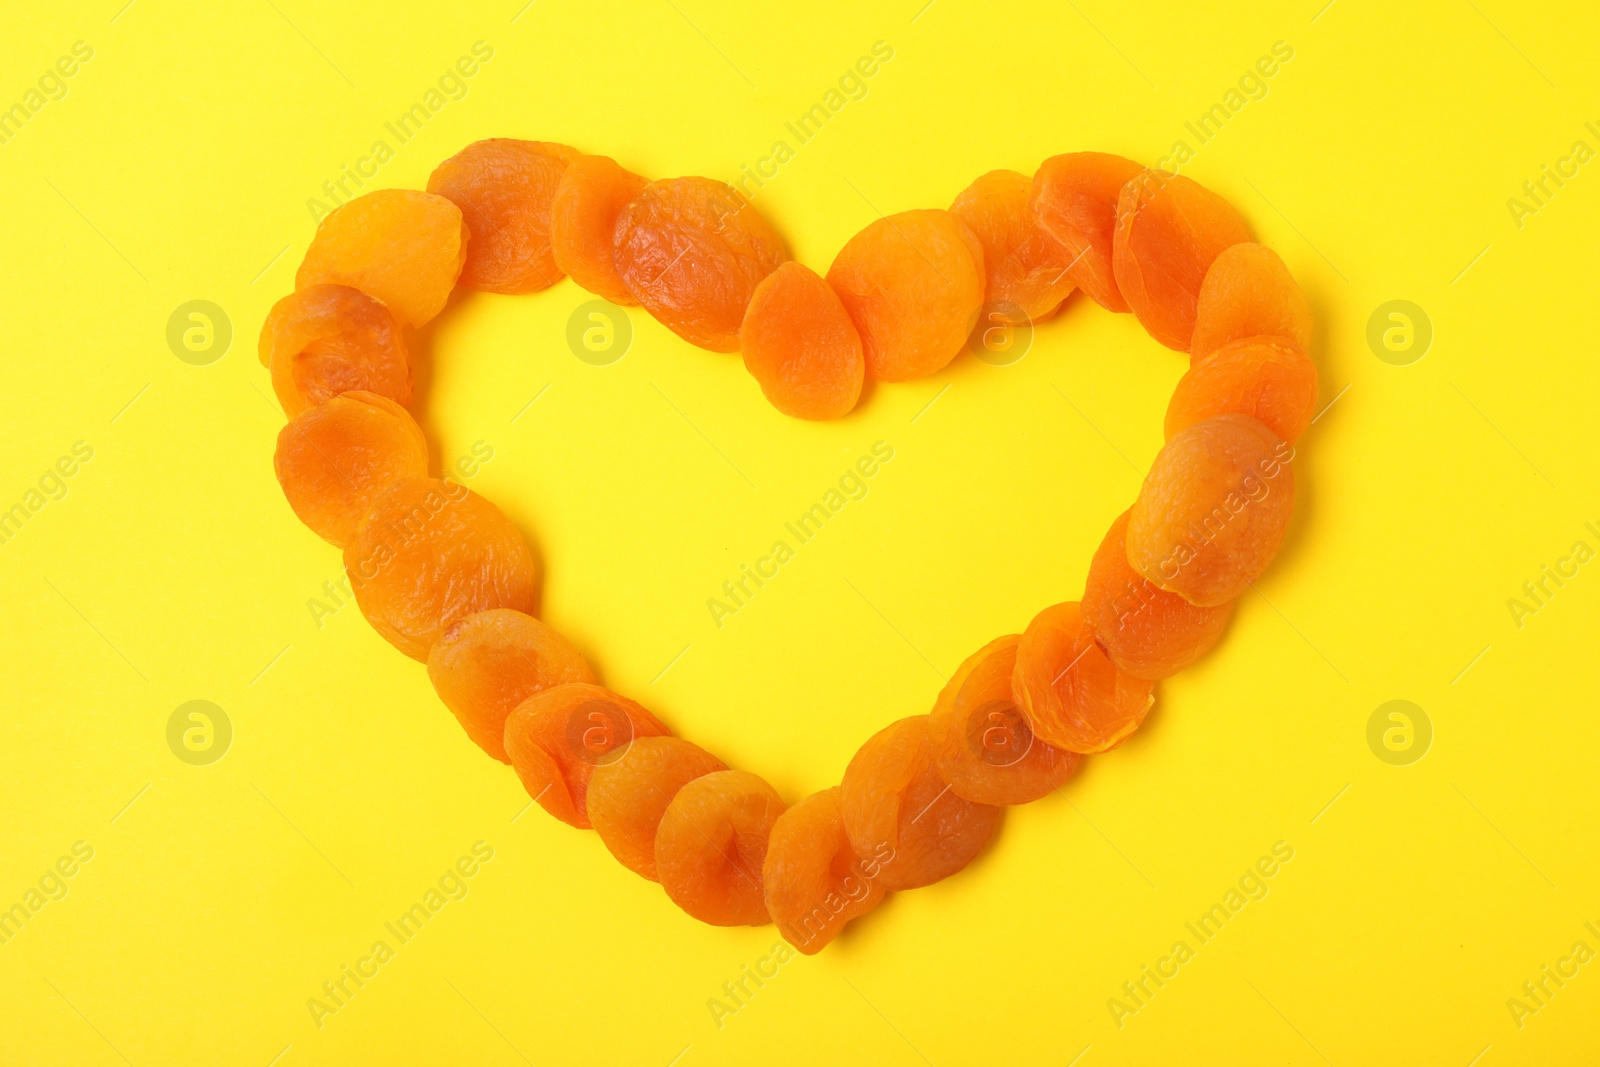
<box><xmin>296</xmin><ymin>189</ymin><xmax>469</xmax><ymax>328</ymax></box>
<box><xmin>1013</xmin><ymin>602</ymin><xmax>1155</xmax><ymax>753</ymax></box>
<box><xmin>949</xmin><ymin>169</ymin><xmax>1076</xmax><ymax>322</ymax></box>
<box><xmin>613</xmin><ymin>177</ymin><xmax>789</xmax><ymax>351</ymax></box>
<box><xmin>426</xmin><ymin>608</ymin><xmax>596</xmax><ymax>763</ymax></box>
<box><xmin>929</xmin><ymin>635</ymin><xmax>1080</xmax><ymax>805</ymax></box>
<box><xmin>1112</xmin><ymin>171</ymin><xmax>1252</xmax><ymax>351</ymax></box>
<box><xmin>1190</xmin><ymin>243</ymin><xmax>1313</xmax><ymax>362</ymax></box>
<box><xmin>426</xmin><ymin>139</ymin><xmax>578</xmax><ymax>294</ymax></box>
<box><xmin>1165</xmin><ymin>336</ymin><xmax>1319</xmax><ymax>443</ymax></box>
<box><xmin>739</xmin><ymin>262</ymin><xmax>864</xmax><ymax>420</ymax></box>
<box><xmin>273</xmin><ymin>391</ymin><xmax>428</xmax><ymax>548</ymax></box>
<box><xmin>763</xmin><ymin>786</ymin><xmax>887</xmax><ymax>953</ymax></box>
<box><xmin>588</xmin><ymin>737</ymin><xmax>727</xmax><ymax>880</ymax></box>
<box><xmin>840</xmin><ymin>715</ymin><xmax>1001</xmax><ymax>891</ymax></box>
<box><xmin>656</xmin><ymin>770</ymin><xmax>786</xmax><ymax>926</ymax></box>
<box><xmin>504</xmin><ymin>683</ymin><xmax>670</xmax><ymax>829</ymax></box>
<box><xmin>1030</xmin><ymin>152</ymin><xmax>1145</xmax><ymax>313</ymax></box>
<box><xmin>343</xmin><ymin>477</ymin><xmax>539</xmax><ymax>661</ymax></box>
<box><xmin>260</xmin><ymin>285</ymin><xmax>411</xmax><ymax>417</ymax></box>
<box><xmin>827</xmin><ymin>209</ymin><xmax>985</xmax><ymax>382</ymax></box>
<box><xmin>1082</xmin><ymin>510</ymin><xmax>1234</xmax><ymax>680</ymax></box>
<box><xmin>550</xmin><ymin>154</ymin><xmax>650</xmax><ymax>305</ymax></box>
<box><xmin>1126</xmin><ymin>414</ymin><xmax>1295</xmax><ymax>606</ymax></box>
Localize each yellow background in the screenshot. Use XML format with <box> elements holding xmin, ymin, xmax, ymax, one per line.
<box><xmin>3</xmin><ymin>0</ymin><xmax>1598</xmax><ymax>1063</ymax></box>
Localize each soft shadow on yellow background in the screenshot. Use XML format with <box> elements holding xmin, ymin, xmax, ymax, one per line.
<box><xmin>2</xmin><ymin>1</ymin><xmax>1598</xmax><ymax>1064</ymax></box>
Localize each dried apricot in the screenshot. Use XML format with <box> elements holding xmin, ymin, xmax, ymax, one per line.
<box><xmin>503</xmin><ymin>683</ymin><xmax>670</xmax><ymax>829</ymax></box>
<box><xmin>928</xmin><ymin>635</ymin><xmax>1080</xmax><ymax>805</ymax></box>
<box><xmin>273</xmin><ymin>391</ymin><xmax>428</xmax><ymax>547</ymax></box>
<box><xmin>260</xmin><ymin>285</ymin><xmax>411</xmax><ymax>417</ymax></box>
<box><xmin>840</xmin><ymin>715</ymin><xmax>1001</xmax><ymax>891</ymax></box>
<box><xmin>1112</xmin><ymin>170</ymin><xmax>1252</xmax><ymax>351</ymax></box>
<box><xmin>588</xmin><ymin>737</ymin><xmax>726</xmax><ymax>879</ymax></box>
<box><xmin>1013</xmin><ymin>602</ymin><xmax>1155</xmax><ymax>753</ymax></box>
<box><xmin>656</xmin><ymin>770</ymin><xmax>786</xmax><ymax>926</ymax></box>
<box><xmin>1190</xmin><ymin>243</ymin><xmax>1313</xmax><ymax>362</ymax></box>
<box><xmin>1082</xmin><ymin>510</ymin><xmax>1234</xmax><ymax>680</ymax></box>
<box><xmin>614</xmin><ymin>176</ymin><xmax>789</xmax><ymax>351</ymax></box>
<box><xmin>949</xmin><ymin>169</ymin><xmax>1076</xmax><ymax>322</ymax></box>
<box><xmin>296</xmin><ymin>189</ymin><xmax>468</xmax><ymax>328</ymax></box>
<box><xmin>550</xmin><ymin>154</ymin><xmax>650</xmax><ymax>305</ymax></box>
<box><xmin>427</xmin><ymin>139</ymin><xmax>578</xmax><ymax>294</ymax></box>
<box><xmin>739</xmin><ymin>262</ymin><xmax>864</xmax><ymax>420</ymax></box>
<box><xmin>1165</xmin><ymin>336</ymin><xmax>1319</xmax><ymax>444</ymax></box>
<box><xmin>763</xmin><ymin>786</ymin><xmax>887</xmax><ymax>953</ymax></box>
<box><xmin>1126</xmin><ymin>414</ymin><xmax>1295</xmax><ymax>606</ymax></box>
<box><xmin>343</xmin><ymin>477</ymin><xmax>539</xmax><ymax>661</ymax></box>
<box><xmin>426</xmin><ymin>608</ymin><xmax>596</xmax><ymax>763</ymax></box>
<box><xmin>1030</xmin><ymin>152</ymin><xmax>1145</xmax><ymax>312</ymax></box>
<box><xmin>827</xmin><ymin>209</ymin><xmax>985</xmax><ymax>382</ymax></box>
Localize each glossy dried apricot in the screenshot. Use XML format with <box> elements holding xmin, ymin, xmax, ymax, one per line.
<box><xmin>426</xmin><ymin>139</ymin><xmax>578</xmax><ymax>294</ymax></box>
<box><xmin>827</xmin><ymin>209</ymin><xmax>985</xmax><ymax>382</ymax></box>
<box><xmin>763</xmin><ymin>786</ymin><xmax>887</xmax><ymax>954</ymax></box>
<box><xmin>588</xmin><ymin>737</ymin><xmax>726</xmax><ymax>880</ymax></box>
<box><xmin>1112</xmin><ymin>170</ymin><xmax>1252</xmax><ymax>351</ymax></box>
<box><xmin>656</xmin><ymin>770</ymin><xmax>786</xmax><ymax>926</ymax></box>
<box><xmin>426</xmin><ymin>608</ymin><xmax>595</xmax><ymax>763</ymax></box>
<box><xmin>550</xmin><ymin>154</ymin><xmax>650</xmax><ymax>305</ymax></box>
<box><xmin>296</xmin><ymin>189</ymin><xmax>468</xmax><ymax>328</ymax></box>
<box><xmin>1013</xmin><ymin>602</ymin><xmax>1155</xmax><ymax>753</ymax></box>
<box><xmin>739</xmin><ymin>262</ymin><xmax>864</xmax><ymax>420</ymax></box>
<box><xmin>343</xmin><ymin>477</ymin><xmax>539</xmax><ymax>661</ymax></box>
<box><xmin>260</xmin><ymin>285</ymin><xmax>411</xmax><ymax>417</ymax></box>
<box><xmin>614</xmin><ymin>176</ymin><xmax>789</xmax><ymax>351</ymax></box>
<box><xmin>1189</xmin><ymin>243</ymin><xmax>1313</xmax><ymax>362</ymax></box>
<box><xmin>1082</xmin><ymin>510</ymin><xmax>1234</xmax><ymax>680</ymax></box>
<box><xmin>504</xmin><ymin>683</ymin><xmax>670</xmax><ymax>829</ymax></box>
<box><xmin>273</xmin><ymin>391</ymin><xmax>428</xmax><ymax>548</ymax></box>
<box><xmin>1126</xmin><ymin>414</ymin><xmax>1295</xmax><ymax>606</ymax></box>
<box><xmin>1030</xmin><ymin>152</ymin><xmax>1145</xmax><ymax>313</ymax></box>
<box><xmin>840</xmin><ymin>715</ymin><xmax>1001</xmax><ymax>891</ymax></box>
<box><xmin>929</xmin><ymin>635</ymin><xmax>1080</xmax><ymax>805</ymax></box>
<box><xmin>949</xmin><ymin>169</ymin><xmax>1076</xmax><ymax>322</ymax></box>
<box><xmin>1165</xmin><ymin>336</ymin><xmax>1319</xmax><ymax>444</ymax></box>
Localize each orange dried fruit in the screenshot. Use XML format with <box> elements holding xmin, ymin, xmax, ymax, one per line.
<box><xmin>296</xmin><ymin>188</ymin><xmax>469</xmax><ymax>328</ymax></box>
<box><xmin>656</xmin><ymin>769</ymin><xmax>787</xmax><ymax>926</ymax></box>
<box><xmin>260</xmin><ymin>285</ymin><xmax>411</xmax><ymax>417</ymax></box>
<box><xmin>503</xmin><ymin>683</ymin><xmax>670</xmax><ymax>829</ymax></box>
<box><xmin>273</xmin><ymin>391</ymin><xmax>428</xmax><ymax>548</ymax></box>
<box><xmin>928</xmin><ymin>635</ymin><xmax>1080</xmax><ymax>805</ymax></box>
<box><xmin>1030</xmin><ymin>152</ymin><xmax>1145</xmax><ymax>313</ymax></box>
<box><xmin>763</xmin><ymin>786</ymin><xmax>887</xmax><ymax>954</ymax></box>
<box><xmin>1126</xmin><ymin>414</ymin><xmax>1295</xmax><ymax>606</ymax></box>
<box><xmin>614</xmin><ymin>176</ymin><xmax>789</xmax><ymax>351</ymax></box>
<box><xmin>1012</xmin><ymin>602</ymin><xmax>1156</xmax><ymax>753</ymax></box>
<box><xmin>826</xmin><ymin>209</ymin><xmax>985</xmax><ymax>382</ymax></box>
<box><xmin>1112</xmin><ymin>170</ymin><xmax>1252</xmax><ymax>351</ymax></box>
<box><xmin>1190</xmin><ymin>243</ymin><xmax>1314</xmax><ymax>362</ymax></box>
<box><xmin>426</xmin><ymin>608</ymin><xmax>596</xmax><ymax>763</ymax></box>
<box><xmin>1082</xmin><ymin>510</ymin><xmax>1234</xmax><ymax>680</ymax></box>
<box><xmin>426</xmin><ymin>138</ymin><xmax>579</xmax><ymax>294</ymax></box>
<box><xmin>550</xmin><ymin>153</ymin><xmax>650</xmax><ymax>305</ymax></box>
<box><xmin>739</xmin><ymin>261</ymin><xmax>865</xmax><ymax>420</ymax></box>
<box><xmin>1165</xmin><ymin>336</ymin><xmax>1319</xmax><ymax>444</ymax></box>
<box><xmin>949</xmin><ymin>169</ymin><xmax>1076</xmax><ymax>322</ymax></box>
<box><xmin>839</xmin><ymin>715</ymin><xmax>1001</xmax><ymax>891</ymax></box>
<box><xmin>343</xmin><ymin>477</ymin><xmax>539</xmax><ymax>661</ymax></box>
<box><xmin>588</xmin><ymin>736</ymin><xmax>727</xmax><ymax>880</ymax></box>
